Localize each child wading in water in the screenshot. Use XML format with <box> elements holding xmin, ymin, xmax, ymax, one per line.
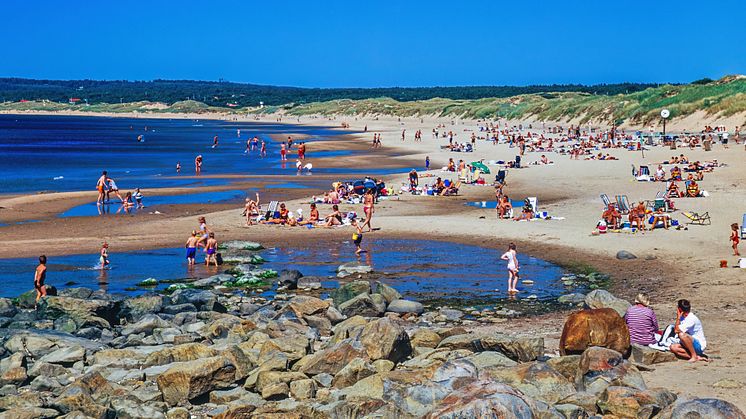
<box><xmin>731</xmin><ymin>223</ymin><xmax>740</xmax><ymax>256</ymax></box>
<box><xmin>205</xmin><ymin>232</ymin><xmax>219</xmax><ymax>267</ymax></box>
<box><xmin>185</xmin><ymin>231</ymin><xmax>199</xmax><ymax>265</ymax></box>
<box><xmin>100</xmin><ymin>242</ymin><xmax>110</xmax><ymax>268</ymax></box>
<box><xmin>500</xmin><ymin>242</ymin><xmax>520</xmax><ymax>293</ymax></box>
<box><xmin>351</xmin><ymin>219</ymin><xmax>365</xmax><ymax>255</ymax></box>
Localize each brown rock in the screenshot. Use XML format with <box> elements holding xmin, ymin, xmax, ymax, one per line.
<box><xmin>143</xmin><ymin>343</ymin><xmax>218</xmax><ymax>367</ymax></box>
<box><xmin>559</xmin><ymin>308</ymin><xmax>630</xmax><ymax>356</ymax></box>
<box><xmin>410</xmin><ymin>329</ymin><xmax>442</xmax><ymax>348</ymax></box>
<box><xmin>288</xmin><ymin>296</ymin><xmax>329</xmax><ymax>317</ymax></box>
<box><xmin>300</xmin><ymin>340</ymin><xmax>369</xmax><ymax>376</ymax></box>
<box><xmin>576</xmin><ymin>346</ymin><xmax>645</xmax><ymax>395</ymax></box>
<box><xmin>358</xmin><ymin>318</ymin><xmax>412</xmax><ymax>363</ymax></box>
<box><xmin>156</xmin><ymin>356</ymin><xmax>237</xmax><ymax>406</ymax></box>
<box><xmin>631</xmin><ymin>344</ymin><xmax>677</xmax><ymax>365</ymax></box>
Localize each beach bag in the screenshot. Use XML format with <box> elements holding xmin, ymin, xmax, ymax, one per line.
<box><xmin>216</xmin><ymin>253</ymin><xmax>224</xmax><ymax>265</ymax></box>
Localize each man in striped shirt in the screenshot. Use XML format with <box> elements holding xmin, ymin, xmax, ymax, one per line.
<box><xmin>624</xmin><ymin>293</ymin><xmax>659</xmax><ymax>346</ymax></box>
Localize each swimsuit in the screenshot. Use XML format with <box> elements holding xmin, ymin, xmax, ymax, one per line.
<box><xmin>207</xmin><ymin>248</ymin><xmax>215</xmax><ymax>255</ymax></box>
<box><xmin>186</xmin><ymin>247</ymin><xmax>196</xmax><ymax>259</ymax></box>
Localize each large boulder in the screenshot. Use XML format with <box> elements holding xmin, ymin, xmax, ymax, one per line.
<box><xmin>386</xmin><ymin>299</ymin><xmax>424</xmax><ymax>315</ymax></box>
<box><xmin>287</xmin><ymin>296</ymin><xmax>329</xmax><ymax>317</ymax></box>
<box><xmin>424</xmin><ymin>381</ymin><xmax>536</xmax><ymax>418</ymax></box>
<box><xmin>121</xmin><ymin>294</ymin><xmax>165</xmax><ymax>321</ymax></box>
<box><xmin>411</xmin><ymin>329</ymin><xmax>442</xmax><ymax>348</ymax></box>
<box><xmin>300</xmin><ymin>340</ymin><xmax>369</xmax><ymax>376</ymax></box>
<box><xmin>480</xmin><ymin>361</ymin><xmax>575</xmax><ymax>404</ymax></box>
<box><xmin>332</xmin><ymin>358</ymin><xmax>377</xmax><ymax>389</ymax></box>
<box><xmin>584</xmin><ymin>290</ymin><xmax>631</xmax><ymax>317</ymax></box>
<box><xmin>337</xmin><ymin>262</ymin><xmax>373</xmax><ymax>277</ymax></box>
<box><xmin>358</xmin><ymin>318</ymin><xmax>413</xmax><ymax>363</ymax></box>
<box><xmin>0</xmin><ymin>298</ymin><xmax>17</xmax><ymax>318</ymax></box>
<box><xmin>597</xmin><ymin>386</ymin><xmax>677</xmax><ymax>418</ymax></box>
<box><xmin>144</xmin><ymin>343</ymin><xmax>218</xmax><ymax>367</ymax></box>
<box><xmin>39</xmin><ymin>296</ymin><xmax>120</xmax><ymax>328</ymax></box>
<box><xmin>657</xmin><ymin>398</ymin><xmax>746</xmax><ymax>419</ymax></box>
<box><xmin>331</xmin><ymin>281</ymin><xmax>372</xmax><ymax>306</ymax></box>
<box><xmin>121</xmin><ymin>314</ymin><xmax>171</xmax><ymax>336</ymax></box>
<box><xmin>170</xmin><ymin>289</ymin><xmax>226</xmax><ymax>312</ymax></box>
<box><xmin>375</xmin><ymin>282</ymin><xmax>402</xmax><ymax>304</ymax></box>
<box><xmin>576</xmin><ymin>346</ymin><xmax>645</xmax><ymax>395</ymax></box>
<box><xmin>17</xmin><ymin>286</ymin><xmax>57</xmax><ymax>309</ymax></box>
<box><xmin>479</xmin><ymin>335</ymin><xmax>544</xmax><ymax>362</ymax></box>
<box><xmin>278</xmin><ymin>269</ymin><xmax>303</xmax><ymax>289</ymax></box>
<box><xmin>338</xmin><ymin>293</ymin><xmax>383</xmax><ymax>317</ymax></box>
<box><xmin>156</xmin><ymin>356</ymin><xmax>237</xmax><ymax>406</ymax></box>
<box><xmin>560</xmin><ymin>308</ymin><xmax>630</xmax><ymax>356</ymax></box>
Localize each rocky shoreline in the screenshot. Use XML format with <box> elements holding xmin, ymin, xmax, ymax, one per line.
<box><xmin>0</xmin><ymin>241</ymin><xmax>743</xmax><ymax>419</ymax></box>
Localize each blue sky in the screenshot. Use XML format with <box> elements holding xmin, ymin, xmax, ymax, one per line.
<box><xmin>2</xmin><ymin>0</ymin><xmax>744</xmax><ymax>87</ymax></box>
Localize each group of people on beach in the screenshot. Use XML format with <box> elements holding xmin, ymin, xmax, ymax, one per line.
<box><xmin>184</xmin><ymin>216</ymin><xmax>218</xmax><ymax>266</ymax></box>
<box><xmin>95</xmin><ymin>171</ymin><xmax>144</xmax><ymax>210</ymax></box>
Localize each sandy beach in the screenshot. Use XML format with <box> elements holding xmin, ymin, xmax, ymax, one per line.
<box><xmin>1</xmin><ymin>111</ymin><xmax>746</xmax><ymax>410</ymax></box>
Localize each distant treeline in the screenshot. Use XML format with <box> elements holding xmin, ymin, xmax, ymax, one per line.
<box><xmin>0</xmin><ymin>78</ymin><xmax>664</xmax><ymax>108</ymax></box>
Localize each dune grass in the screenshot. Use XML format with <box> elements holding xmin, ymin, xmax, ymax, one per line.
<box><xmin>3</xmin><ymin>76</ymin><xmax>745</xmax><ymax>125</ymax></box>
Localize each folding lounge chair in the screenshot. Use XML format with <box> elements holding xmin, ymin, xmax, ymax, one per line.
<box><xmin>614</xmin><ymin>195</ymin><xmax>631</xmax><ymax>214</ymax></box>
<box><xmin>263</xmin><ymin>201</ymin><xmax>279</xmax><ymax>220</ymax></box>
<box><xmin>600</xmin><ymin>194</ymin><xmax>612</xmax><ymax>210</ymax></box>
<box><xmin>653</xmin><ymin>198</ymin><xmax>670</xmax><ymax>213</ymax></box>
<box><xmin>639</xmin><ymin>165</ymin><xmax>651</xmax><ymax>176</ymax></box>
<box><xmin>682</xmin><ymin>211</ymin><xmax>711</xmax><ymax>226</ymax></box>
<box><xmin>742</xmin><ymin>214</ymin><xmax>746</xmax><ymax>239</ymax></box>
<box><xmin>527</xmin><ymin>197</ymin><xmax>538</xmax><ymax>213</ymax></box>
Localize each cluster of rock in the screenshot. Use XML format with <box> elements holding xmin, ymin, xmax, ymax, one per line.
<box><xmin>0</xmin><ymin>268</ymin><xmax>743</xmax><ymax>418</ymax></box>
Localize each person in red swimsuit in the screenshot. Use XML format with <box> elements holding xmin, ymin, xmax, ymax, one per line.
<box><xmin>731</xmin><ymin>223</ymin><xmax>741</xmax><ymax>256</ymax></box>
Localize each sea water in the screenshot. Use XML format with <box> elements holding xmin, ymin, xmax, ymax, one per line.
<box><xmin>0</xmin><ymin>114</ymin><xmax>363</xmax><ymax>194</ymax></box>
<box><xmin>0</xmin><ymin>239</ymin><xmax>585</xmax><ymax>313</ymax></box>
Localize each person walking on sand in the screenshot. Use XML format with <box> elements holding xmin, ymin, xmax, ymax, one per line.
<box><xmin>205</xmin><ymin>232</ymin><xmax>218</xmax><ymax>267</ymax></box>
<box><xmin>501</xmin><ymin>243</ymin><xmax>519</xmax><ymax>293</ymax></box>
<box><xmin>351</xmin><ymin>219</ymin><xmax>365</xmax><ymax>255</ymax></box>
<box><xmin>361</xmin><ymin>189</ymin><xmax>375</xmax><ymax>232</ymax></box>
<box><xmin>96</xmin><ymin>171</ymin><xmax>108</xmax><ymax>204</ymax></box>
<box><xmin>731</xmin><ymin>223</ymin><xmax>740</xmax><ymax>256</ymax></box>
<box><xmin>195</xmin><ymin>155</ymin><xmax>203</xmax><ymax>175</ymax></box>
<box><xmin>34</xmin><ymin>255</ymin><xmax>47</xmax><ymax>309</ymax></box>
<box><xmin>185</xmin><ymin>231</ymin><xmax>198</xmax><ymax>265</ymax></box>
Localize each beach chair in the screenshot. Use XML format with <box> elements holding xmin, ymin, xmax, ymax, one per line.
<box><xmin>639</xmin><ymin>165</ymin><xmax>650</xmax><ymax>176</ymax></box>
<box><xmin>601</xmin><ymin>194</ymin><xmax>612</xmax><ymax>210</ymax></box>
<box><xmin>682</xmin><ymin>212</ymin><xmax>711</xmax><ymax>226</ymax></box>
<box><xmin>263</xmin><ymin>201</ymin><xmax>279</xmax><ymax>220</ymax></box>
<box><xmin>653</xmin><ymin>198</ymin><xmax>670</xmax><ymax>213</ymax></box>
<box><xmin>742</xmin><ymin>214</ymin><xmax>746</xmax><ymax>239</ymax></box>
<box><xmin>615</xmin><ymin>195</ymin><xmax>631</xmax><ymax>214</ymax></box>
<box><xmin>527</xmin><ymin>197</ymin><xmax>538</xmax><ymax>213</ymax></box>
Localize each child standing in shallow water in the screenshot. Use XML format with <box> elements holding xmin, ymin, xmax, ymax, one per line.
<box><xmin>205</xmin><ymin>233</ymin><xmax>219</xmax><ymax>267</ymax></box>
<box><xmin>730</xmin><ymin>223</ymin><xmax>740</xmax><ymax>256</ymax></box>
<box><xmin>100</xmin><ymin>242</ymin><xmax>110</xmax><ymax>268</ymax></box>
<box><xmin>351</xmin><ymin>219</ymin><xmax>364</xmax><ymax>255</ymax></box>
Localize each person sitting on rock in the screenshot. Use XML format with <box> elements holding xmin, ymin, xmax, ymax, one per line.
<box><xmin>670</xmin><ymin>299</ymin><xmax>708</xmax><ymax>362</ymax></box>
<box><xmin>624</xmin><ymin>293</ymin><xmax>659</xmax><ymax>346</ymax></box>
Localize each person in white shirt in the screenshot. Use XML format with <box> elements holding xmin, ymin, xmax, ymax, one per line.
<box><xmin>670</xmin><ymin>299</ymin><xmax>708</xmax><ymax>362</ymax></box>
